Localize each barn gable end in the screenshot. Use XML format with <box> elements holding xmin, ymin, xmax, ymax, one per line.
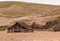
<box><xmin>7</xmin><ymin>22</ymin><xmax>33</xmax><ymax>33</ymax></box>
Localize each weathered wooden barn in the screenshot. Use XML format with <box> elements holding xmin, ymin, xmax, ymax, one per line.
<box><xmin>7</xmin><ymin>22</ymin><xmax>33</xmax><ymax>33</ymax></box>
<box><xmin>0</xmin><ymin>21</ymin><xmax>33</xmax><ymax>33</ymax></box>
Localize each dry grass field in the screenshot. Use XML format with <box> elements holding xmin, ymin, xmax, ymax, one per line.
<box><xmin>0</xmin><ymin>1</ymin><xmax>60</xmax><ymax>18</ymax></box>
<box><xmin>0</xmin><ymin>1</ymin><xmax>60</xmax><ymax>41</ymax></box>
<box><xmin>0</xmin><ymin>31</ymin><xmax>60</xmax><ymax>41</ymax></box>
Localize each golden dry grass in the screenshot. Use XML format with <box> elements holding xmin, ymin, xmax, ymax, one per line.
<box><xmin>0</xmin><ymin>1</ymin><xmax>60</xmax><ymax>18</ymax></box>
<box><xmin>0</xmin><ymin>2</ymin><xmax>60</xmax><ymax>41</ymax></box>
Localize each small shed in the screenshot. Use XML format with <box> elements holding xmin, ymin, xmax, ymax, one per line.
<box><xmin>7</xmin><ymin>22</ymin><xmax>33</xmax><ymax>33</ymax></box>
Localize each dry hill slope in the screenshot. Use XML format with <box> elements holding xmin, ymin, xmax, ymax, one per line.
<box><xmin>0</xmin><ymin>1</ymin><xmax>60</xmax><ymax>18</ymax></box>
<box><xmin>0</xmin><ymin>1</ymin><xmax>60</xmax><ymax>27</ymax></box>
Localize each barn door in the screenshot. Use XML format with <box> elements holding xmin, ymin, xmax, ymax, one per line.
<box><xmin>13</xmin><ymin>23</ymin><xmax>21</xmax><ymax>32</ymax></box>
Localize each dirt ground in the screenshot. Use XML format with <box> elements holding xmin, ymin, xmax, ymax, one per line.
<box><xmin>0</xmin><ymin>31</ymin><xmax>60</xmax><ymax>41</ymax></box>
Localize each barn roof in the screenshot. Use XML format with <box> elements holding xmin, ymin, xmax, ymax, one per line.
<box><xmin>0</xmin><ymin>17</ymin><xmax>32</xmax><ymax>30</ymax></box>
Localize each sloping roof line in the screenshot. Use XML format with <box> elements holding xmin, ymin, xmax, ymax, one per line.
<box><xmin>0</xmin><ymin>20</ymin><xmax>32</xmax><ymax>29</ymax></box>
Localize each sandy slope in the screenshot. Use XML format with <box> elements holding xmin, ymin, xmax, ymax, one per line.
<box><xmin>0</xmin><ymin>31</ymin><xmax>60</xmax><ymax>41</ymax></box>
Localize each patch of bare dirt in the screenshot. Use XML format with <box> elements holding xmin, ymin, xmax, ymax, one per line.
<box><xmin>0</xmin><ymin>31</ymin><xmax>60</xmax><ymax>41</ymax></box>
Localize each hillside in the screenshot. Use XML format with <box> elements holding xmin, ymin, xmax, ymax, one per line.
<box><xmin>0</xmin><ymin>1</ymin><xmax>60</xmax><ymax>18</ymax></box>
<box><xmin>0</xmin><ymin>2</ymin><xmax>60</xmax><ymax>41</ymax></box>
<box><xmin>0</xmin><ymin>1</ymin><xmax>60</xmax><ymax>27</ymax></box>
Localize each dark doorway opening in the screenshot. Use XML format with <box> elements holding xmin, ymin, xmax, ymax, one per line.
<box><xmin>8</xmin><ymin>22</ymin><xmax>26</xmax><ymax>33</ymax></box>
<box><xmin>7</xmin><ymin>22</ymin><xmax>33</xmax><ymax>33</ymax></box>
